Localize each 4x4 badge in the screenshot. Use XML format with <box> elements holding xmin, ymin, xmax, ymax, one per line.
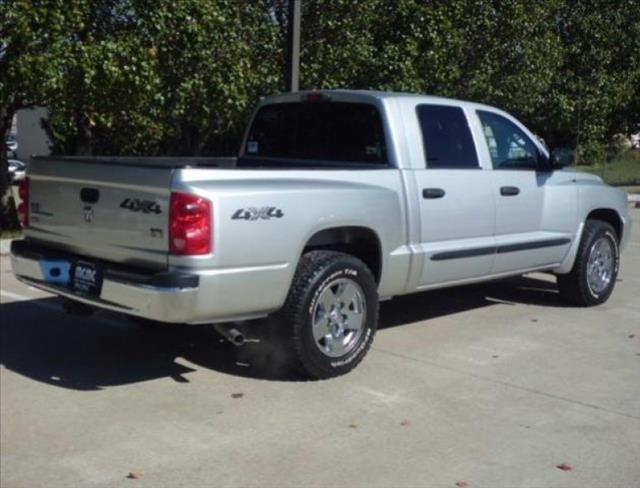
<box><xmin>232</xmin><ymin>207</ymin><xmax>284</xmax><ymax>221</ymax></box>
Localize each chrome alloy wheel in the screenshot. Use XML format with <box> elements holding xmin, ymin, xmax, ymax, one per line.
<box><xmin>586</xmin><ymin>236</ymin><xmax>615</xmax><ymax>294</ymax></box>
<box><xmin>311</xmin><ymin>278</ymin><xmax>366</xmax><ymax>358</ymax></box>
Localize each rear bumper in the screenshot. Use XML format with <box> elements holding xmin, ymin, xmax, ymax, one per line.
<box><xmin>10</xmin><ymin>240</ymin><xmax>290</xmax><ymax>324</ymax></box>
<box><xmin>10</xmin><ymin>240</ymin><xmax>198</xmax><ymax>323</ymax></box>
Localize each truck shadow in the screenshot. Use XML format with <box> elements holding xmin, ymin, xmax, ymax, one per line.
<box><xmin>379</xmin><ymin>274</ymin><xmax>562</xmax><ymax>330</ymax></box>
<box><xmin>0</xmin><ymin>275</ymin><xmax>561</xmax><ymax>388</ymax></box>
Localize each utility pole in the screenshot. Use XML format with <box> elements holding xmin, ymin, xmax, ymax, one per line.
<box><xmin>286</xmin><ymin>0</ymin><xmax>301</xmax><ymax>92</ymax></box>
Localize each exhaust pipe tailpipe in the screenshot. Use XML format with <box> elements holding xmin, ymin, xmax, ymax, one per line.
<box><xmin>63</xmin><ymin>300</ymin><xmax>95</xmax><ymax>316</ymax></box>
<box><xmin>214</xmin><ymin>324</ymin><xmax>246</xmax><ymax>346</ymax></box>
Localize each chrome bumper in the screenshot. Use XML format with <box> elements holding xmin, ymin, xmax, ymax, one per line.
<box><xmin>10</xmin><ymin>245</ymin><xmax>198</xmax><ymax>323</ymax></box>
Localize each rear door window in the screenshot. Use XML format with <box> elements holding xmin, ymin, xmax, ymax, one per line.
<box><xmin>416</xmin><ymin>104</ymin><xmax>479</xmax><ymax>169</ymax></box>
<box><xmin>244</xmin><ymin>102</ymin><xmax>388</xmax><ymax>165</ymax></box>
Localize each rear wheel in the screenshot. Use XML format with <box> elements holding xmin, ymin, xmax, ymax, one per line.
<box><xmin>281</xmin><ymin>250</ymin><xmax>379</xmax><ymax>379</ymax></box>
<box><xmin>557</xmin><ymin>220</ymin><xmax>619</xmax><ymax>306</ymax></box>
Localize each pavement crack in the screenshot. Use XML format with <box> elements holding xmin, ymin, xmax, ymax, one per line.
<box><xmin>372</xmin><ymin>346</ymin><xmax>640</xmax><ymax>421</ymax></box>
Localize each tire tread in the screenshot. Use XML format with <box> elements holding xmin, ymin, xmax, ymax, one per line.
<box><xmin>280</xmin><ymin>250</ymin><xmax>378</xmax><ymax>379</ymax></box>
<box><xmin>557</xmin><ymin>219</ymin><xmax>618</xmax><ymax>306</ymax></box>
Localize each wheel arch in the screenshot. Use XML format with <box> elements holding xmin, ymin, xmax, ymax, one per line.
<box><xmin>301</xmin><ymin>226</ymin><xmax>383</xmax><ymax>283</ymax></box>
<box><xmin>586</xmin><ymin>208</ymin><xmax>623</xmax><ymax>241</ymax></box>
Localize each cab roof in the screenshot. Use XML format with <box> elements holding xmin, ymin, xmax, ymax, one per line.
<box><xmin>261</xmin><ymin>89</ymin><xmax>497</xmax><ymax>112</ymax></box>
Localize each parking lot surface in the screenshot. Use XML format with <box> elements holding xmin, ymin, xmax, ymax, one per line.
<box><xmin>1</xmin><ymin>208</ymin><xmax>639</xmax><ymax>488</ymax></box>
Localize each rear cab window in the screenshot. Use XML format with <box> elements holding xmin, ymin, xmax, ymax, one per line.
<box><xmin>241</xmin><ymin>101</ymin><xmax>388</xmax><ymax>167</ymax></box>
<box><xmin>416</xmin><ymin>104</ymin><xmax>479</xmax><ymax>169</ymax></box>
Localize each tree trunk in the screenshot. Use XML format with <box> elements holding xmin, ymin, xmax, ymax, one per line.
<box><xmin>75</xmin><ymin>111</ymin><xmax>93</xmax><ymax>155</ymax></box>
<box><xmin>0</xmin><ymin>108</ymin><xmax>20</xmax><ymax>232</ymax></box>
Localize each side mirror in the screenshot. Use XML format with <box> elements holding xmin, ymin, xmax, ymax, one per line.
<box><xmin>549</xmin><ymin>148</ymin><xmax>574</xmax><ymax>169</ymax></box>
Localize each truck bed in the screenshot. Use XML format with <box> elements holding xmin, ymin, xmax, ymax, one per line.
<box><xmin>32</xmin><ymin>156</ymin><xmax>237</xmax><ymax>169</ymax></box>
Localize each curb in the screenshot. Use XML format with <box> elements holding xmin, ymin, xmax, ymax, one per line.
<box><xmin>628</xmin><ymin>193</ymin><xmax>640</xmax><ymax>203</ymax></box>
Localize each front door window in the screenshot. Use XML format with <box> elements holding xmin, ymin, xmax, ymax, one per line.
<box><xmin>477</xmin><ymin>110</ymin><xmax>540</xmax><ymax>171</ymax></box>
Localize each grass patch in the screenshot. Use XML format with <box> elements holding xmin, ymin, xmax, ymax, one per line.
<box><xmin>0</xmin><ymin>228</ymin><xmax>22</xmax><ymax>240</ymax></box>
<box><xmin>577</xmin><ymin>152</ymin><xmax>640</xmax><ymax>186</ymax></box>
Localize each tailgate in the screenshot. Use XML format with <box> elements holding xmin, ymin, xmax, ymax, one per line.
<box><xmin>26</xmin><ymin>158</ymin><xmax>172</xmax><ymax>269</ymax></box>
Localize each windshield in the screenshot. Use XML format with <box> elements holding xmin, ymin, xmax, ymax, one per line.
<box><xmin>242</xmin><ymin>102</ymin><xmax>388</xmax><ymax>166</ymax></box>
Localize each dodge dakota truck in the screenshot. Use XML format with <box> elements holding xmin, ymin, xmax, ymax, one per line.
<box><xmin>11</xmin><ymin>90</ymin><xmax>632</xmax><ymax>378</ymax></box>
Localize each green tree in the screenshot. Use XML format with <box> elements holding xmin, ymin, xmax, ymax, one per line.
<box><xmin>0</xmin><ymin>0</ymin><xmax>89</xmax><ymax>229</ymax></box>
<box><xmin>46</xmin><ymin>0</ymin><xmax>282</xmax><ymax>157</ymax></box>
<box><xmin>541</xmin><ymin>0</ymin><xmax>640</xmax><ymax>162</ymax></box>
<box><xmin>299</xmin><ymin>0</ymin><xmax>562</xmax><ymax>125</ymax></box>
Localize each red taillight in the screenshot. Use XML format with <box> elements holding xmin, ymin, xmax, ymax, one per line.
<box><xmin>17</xmin><ymin>177</ymin><xmax>29</xmax><ymax>227</ymax></box>
<box><xmin>305</xmin><ymin>92</ymin><xmax>329</xmax><ymax>103</ymax></box>
<box><xmin>169</xmin><ymin>192</ymin><xmax>212</xmax><ymax>255</ymax></box>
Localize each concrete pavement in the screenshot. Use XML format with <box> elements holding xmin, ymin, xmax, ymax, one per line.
<box><xmin>1</xmin><ymin>208</ymin><xmax>639</xmax><ymax>488</ymax></box>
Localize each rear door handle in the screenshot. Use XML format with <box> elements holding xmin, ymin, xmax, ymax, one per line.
<box><xmin>423</xmin><ymin>188</ymin><xmax>446</xmax><ymax>199</ymax></box>
<box><xmin>500</xmin><ymin>186</ymin><xmax>520</xmax><ymax>196</ymax></box>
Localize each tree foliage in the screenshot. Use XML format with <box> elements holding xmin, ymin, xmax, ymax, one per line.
<box><xmin>546</xmin><ymin>0</ymin><xmax>640</xmax><ymax>162</ymax></box>
<box><xmin>1</xmin><ymin>0</ymin><xmax>90</xmax><ymax>228</ymax></box>
<box><xmin>43</xmin><ymin>0</ymin><xmax>282</xmax><ymax>156</ymax></box>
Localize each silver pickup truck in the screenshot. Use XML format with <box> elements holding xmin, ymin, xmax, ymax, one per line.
<box><xmin>11</xmin><ymin>90</ymin><xmax>632</xmax><ymax>378</ymax></box>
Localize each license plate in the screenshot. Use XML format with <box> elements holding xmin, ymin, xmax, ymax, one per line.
<box><xmin>72</xmin><ymin>261</ymin><xmax>103</xmax><ymax>297</ymax></box>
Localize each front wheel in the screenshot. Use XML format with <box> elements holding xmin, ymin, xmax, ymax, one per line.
<box><xmin>557</xmin><ymin>219</ymin><xmax>620</xmax><ymax>306</ymax></box>
<box><xmin>281</xmin><ymin>250</ymin><xmax>379</xmax><ymax>379</ymax></box>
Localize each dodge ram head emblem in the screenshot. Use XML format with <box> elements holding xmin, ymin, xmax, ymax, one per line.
<box><xmin>83</xmin><ymin>206</ymin><xmax>94</xmax><ymax>223</ymax></box>
<box><xmin>232</xmin><ymin>207</ymin><xmax>284</xmax><ymax>221</ymax></box>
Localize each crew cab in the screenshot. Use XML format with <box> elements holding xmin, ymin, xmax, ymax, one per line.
<box><xmin>11</xmin><ymin>90</ymin><xmax>632</xmax><ymax>378</ymax></box>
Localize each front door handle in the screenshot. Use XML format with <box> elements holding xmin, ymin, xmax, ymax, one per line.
<box><xmin>500</xmin><ymin>186</ymin><xmax>520</xmax><ymax>196</ymax></box>
<box><xmin>423</xmin><ymin>188</ymin><xmax>446</xmax><ymax>199</ymax></box>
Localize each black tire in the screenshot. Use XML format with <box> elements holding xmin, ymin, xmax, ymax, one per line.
<box><xmin>557</xmin><ymin>219</ymin><xmax>620</xmax><ymax>306</ymax></box>
<box><xmin>281</xmin><ymin>250</ymin><xmax>379</xmax><ymax>379</ymax></box>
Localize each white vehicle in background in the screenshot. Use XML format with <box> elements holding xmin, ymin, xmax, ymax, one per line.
<box><xmin>10</xmin><ymin>90</ymin><xmax>632</xmax><ymax>379</ymax></box>
<box><xmin>6</xmin><ymin>134</ymin><xmax>18</xmax><ymax>158</ymax></box>
<box><xmin>8</xmin><ymin>159</ymin><xmax>26</xmax><ymax>184</ymax></box>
